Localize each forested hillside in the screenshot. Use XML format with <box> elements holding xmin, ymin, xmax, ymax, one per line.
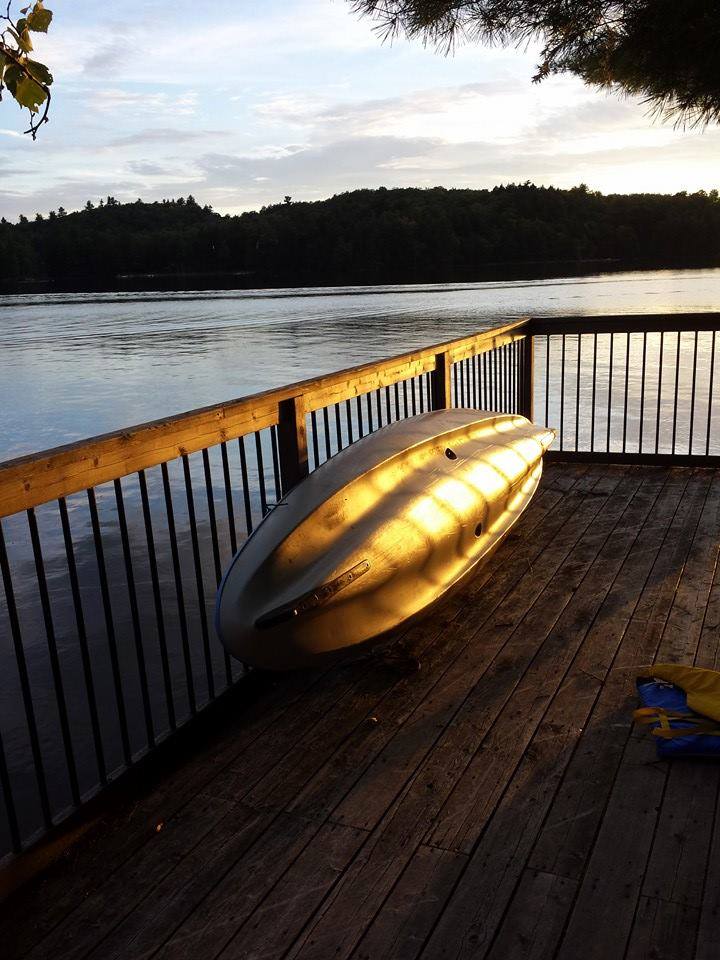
<box><xmin>2</xmin><ymin>184</ymin><xmax>719</xmax><ymax>286</ymax></box>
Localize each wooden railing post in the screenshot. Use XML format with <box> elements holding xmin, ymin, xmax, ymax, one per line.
<box><xmin>519</xmin><ymin>335</ymin><xmax>534</xmax><ymax>420</ymax></box>
<box><xmin>277</xmin><ymin>395</ymin><xmax>308</xmax><ymax>494</ymax></box>
<box><xmin>431</xmin><ymin>351</ymin><xmax>452</xmax><ymax>410</ymax></box>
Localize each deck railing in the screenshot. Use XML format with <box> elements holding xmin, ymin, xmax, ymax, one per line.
<box><xmin>535</xmin><ymin>313</ymin><xmax>720</xmax><ymax>464</ymax></box>
<box><xmin>0</xmin><ymin>320</ymin><xmax>527</xmax><ymax>863</ymax></box>
<box><xmin>1</xmin><ymin>311</ymin><xmax>718</xmax><ymax>865</ymax></box>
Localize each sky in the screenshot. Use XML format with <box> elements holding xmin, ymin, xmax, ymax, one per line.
<box><xmin>2</xmin><ymin>0</ymin><xmax>719</xmax><ymax>221</ymax></box>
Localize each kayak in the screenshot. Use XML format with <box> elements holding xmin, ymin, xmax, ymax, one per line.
<box><xmin>216</xmin><ymin>409</ymin><xmax>554</xmax><ymax>670</ymax></box>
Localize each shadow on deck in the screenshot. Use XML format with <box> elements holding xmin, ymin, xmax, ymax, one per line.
<box><xmin>3</xmin><ymin>461</ymin><xmax>720</xmax><ymax>960</ymax></box>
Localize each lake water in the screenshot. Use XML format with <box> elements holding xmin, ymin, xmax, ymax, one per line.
<box><xmin>2</xmin><ymin>266</ymin><xmax>720</xmax><ymax>461</ymax></box>
<box><xmin>1</xmin><ymin>266</ymin><xmax>719</xmax><ymax>857</ymax></box>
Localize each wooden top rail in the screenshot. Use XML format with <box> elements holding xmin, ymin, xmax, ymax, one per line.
<box><xmin>0</xmin><ymin>319</ymin><xmax>528</xmax><ymax>518</ymax></box>
<box><xmin>531</xmin><ymin>312</ymin><xmax>720</xmax><ymax>336</ymax></box>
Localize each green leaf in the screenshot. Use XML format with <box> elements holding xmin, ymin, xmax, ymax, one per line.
<box><xmin>27</xmin><ymin>3</ymin><xmax>52</xmax><ymax>33</ymax></box>
<box><xmin>11</xmin><ymin>25</ymin><xmax>34</xmax><ymax>53</ymax></box>
<box><xmin>26</xmin><ymin>58</ymin><xmax>52</xmax><ymax>86</ymax></box>
<box><xmin>13</xmin><ymin>73</ymin><xmax>47</xmax><ymax>111</ymax></box>
<box><xmin>3</xmin><ymin>63</ymin><xmax>23</xmax><ymax>97</ymax></box>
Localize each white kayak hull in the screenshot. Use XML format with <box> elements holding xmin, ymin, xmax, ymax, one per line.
<box><xmin>216</xmin><ymin>409</ymin><xmax>555</xmax><ymax>670</ymax></box>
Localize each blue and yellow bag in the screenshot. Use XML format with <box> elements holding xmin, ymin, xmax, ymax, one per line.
<box><xmin>636</xmin><ymin>664</ymin><xmax>720</xmax><ymax>759</ymax></box>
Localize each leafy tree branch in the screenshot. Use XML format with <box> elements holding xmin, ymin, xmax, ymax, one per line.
<box><xmin>351</xmin><ymin>1</ymin><xmax>720</xmax><ymax>126</ymax></box>
<box><xmin>0</xmin><ymin>1</ymin><xmax>53</xmax><ymax>138</ymax></box>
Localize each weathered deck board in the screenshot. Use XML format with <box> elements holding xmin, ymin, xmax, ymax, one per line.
<box><xmin>3</xmin><ymin>463</ymin><xmax>720</xmax><ymax>960</ymax></box>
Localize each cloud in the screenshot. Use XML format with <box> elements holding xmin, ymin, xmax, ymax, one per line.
<box><xmin>109</xmin><ymin>127</ymin><xmax>227</xmax><ymax>147</ymax></box>
<box><xmin>126</xmin><ymin>160</ymin><xmax>169</xmax><ymax>176</ymax></box>
<box><xmin>252</xmin><ymin>79</ymin><xmax>533</xmax><ymax>144</ymax></box>
<box><xmin>91</xmin><ymin>88</ymin><xmax>198</xmax><ymax>115</ymax></box>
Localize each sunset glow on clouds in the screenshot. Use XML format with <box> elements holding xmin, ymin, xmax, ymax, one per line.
<box><xmin>2</xmin><ymin>0</ymin><xmax>719</xmax><ymax>220</ymax></box>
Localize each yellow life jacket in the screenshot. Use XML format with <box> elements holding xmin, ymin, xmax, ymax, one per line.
<box><xmin>650</xmin><ymin>664</ymin><xmax>720</xmax><ymax>724</ymax></box>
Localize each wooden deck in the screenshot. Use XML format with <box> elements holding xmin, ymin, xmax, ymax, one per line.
<box><xmin>3</xmin><ymin>461</ymin><xmax>720</xmax><ymax>960</ymax></box>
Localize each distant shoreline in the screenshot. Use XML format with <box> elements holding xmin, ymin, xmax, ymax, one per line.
<box><xmin>2</xmin><ymin>257</ymin><xmax>718</xmax><ymax>297</ymax></box>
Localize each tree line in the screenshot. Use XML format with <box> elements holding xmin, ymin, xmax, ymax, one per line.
<box><xmin>1</xmin><ymin>184</ymin><xmax>719</xmax><ymax>287</ymax></box>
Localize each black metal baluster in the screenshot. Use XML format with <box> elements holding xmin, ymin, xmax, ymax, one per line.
<box><xmin>511</xmin><ymin>343</ymin><xmax>516</xmax><ymax>412</ymax></box>
<box><xmin>590</xmin><ymin>334</ymin><xmax>598</xmax><ymax>452</ymax></box>
<box><xmin>655</xmin><ymin>331</ymin><xmax>665</xmax><ymax>455</ymax></box>
<box><xmin>113</xmin><ymin>480</ymin><xmax>155</xmax><ymax>748</ymax></box>
<box><xmin>255</xmin><ymin>432</ymin><xmax>269</xmax><ymax>515</ymax></box>
<box><xmin>366</xmin><ymin>392</ymin><xmax>374</xmax><ymax>433</ymax></box>
<box><xmin>545</xmin><ymin>336</ymin><xmax>551</xmax><ymax>428</ymax></box>
<box><xmin>375</xmin><ymin>389</ymin><xmax>383</xmax><ymax>429</ymax></box>
<box><xmin>638</xmin><ymin>332</ymin><xmax>648</xmax><ymax>454</ymax></box>
<box><xmin>238</xmin><ymin>436</ymin><xmax>254</xmax><ymax>535</ymax></box>
<box><xmin>182</xmin><ymin>455</ymin><xmax>215</xmax><ymax>701</ymax></box>
<box><xmin>356</xmin><ymin>396</ymin><xmax>364</xmax><ymax>437</ymax></box>
<box><xmin>575</xmin><ymin>335</ymin><xmax>581</xmax><ymax>451</ymax></box>
<box><xmin>220</xmin><ymin>442</ymin><xmax>238</xmax><ymax>554</ymax></box>
<box><xmin>671</xmin><ymin>332</ymin><xmax>682</xmax><ymax>455</ymax></box>
<box><xmin>345</xmin><ymin>398</ymin><xmax>354</xmax><ymax>445</ymax></box>
<box><xmin>622</xmin><ymin>332</ymin><xmax>630</xmax><ymax>453</ymax></box>
<box><xmin>87</xmin><ymin>488</ymin><xmax>134</xmax><ymax>756</ymax></box>
<box><xmin>58</xmin><ymin>496</ymin><xmax>107</xmax><ymax>781</ymax></box>
<box><xmin>706</xmin><ymin>330</ymin><xmax>716</xmax><ymax>456</ymax></box>
<box><xmin>412</xmin><ymin>376</ymin><xmax>418</xmax><ymax>415</ymax></box>
<box><xmin>26</xmin><ymin>507</ymin><xmax>81</xmax><ymax>805</ymax></box>
<box><xmin>559</xmin><ymin>335</ymin><xmax>566</xmax><ymax>451</ymax></box>
<box><xmin>385</xmin><ymin>385</ymin><xmax>392</xmax><ymax>424</ymax></box>
<box><xmin>0</xmin><ymin>727</ymin><xmax>19</xmax><ymax>852</ymax></box>
<box><xmin>138</xmin><ymin>470</ymin><xmax>176</xmax><ymax>731</ymax></box>
<box><xmin>606</xmin><ymin>334</ymin><xmax>614</xmax><ymax>453</ymax></box>
<box><xmin>321</xmin><ymin>406</ymin><xmax>331</xmax><ymax>460</ymax></box>
<box><xmin>202</xmin><ymin>450</ymin><xmax>232</xmax><ymax>687</ymax></box>
<box><xmin>506</xmin><ymin>345</ymin><xmax>511</xmax><ymax>412</ymax></box>
<box><xmin>402</xmin><ymin>380</ymin><xmax>409</xmax><ymax>418</ymax></box>
<box><xmin>394</xmin><ymin>382</ymin><xmax>401</xmax><ymax>422</ymax></box>
<box><xmin>688</xmin><ymin>331</ymin><xmax>699</xmax><ymax>455</ymax></box>
<box><xmin>160</xmin><ymin>464</ymin><xmax>196</xmax><ymax>715</ymax></box>
<box><xmin>309</xmin><ymin>410</ymin><xmax>320</xmax><ymax>470</ymax></box>
<box><xmin>334</xmin><ymin>403</ymin><xmax>343</xmax><ymax>450</ymax></box>
<box><xmin>0</xmin><ymin>520</ymin><xmax>52</xmax><ymax>829</ymax></box>
<box><xmin>499</xmin><ymin>346</ymin><xmax>505</xmax><ymax>411</ymax></box>
<box><xmin>270</xmin><ymin>426</ymin><xmax>282</xmax><ymax>500</ymax></box>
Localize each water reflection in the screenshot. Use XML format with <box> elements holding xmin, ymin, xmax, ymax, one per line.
<box><xmin>2</xmin><ymin>268</ymin><xmax>719</xmax><ymax>460</ymax></box>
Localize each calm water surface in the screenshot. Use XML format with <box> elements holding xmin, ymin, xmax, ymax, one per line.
<box><xmin>2</xmin><ymin>267</ymin><xmax>719</xmax><ymax>460</ymax></box>
<box><xmin>1</xmin><ymin>265</ymin><xmax>720</xmax><ymax>853</ymax></box>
